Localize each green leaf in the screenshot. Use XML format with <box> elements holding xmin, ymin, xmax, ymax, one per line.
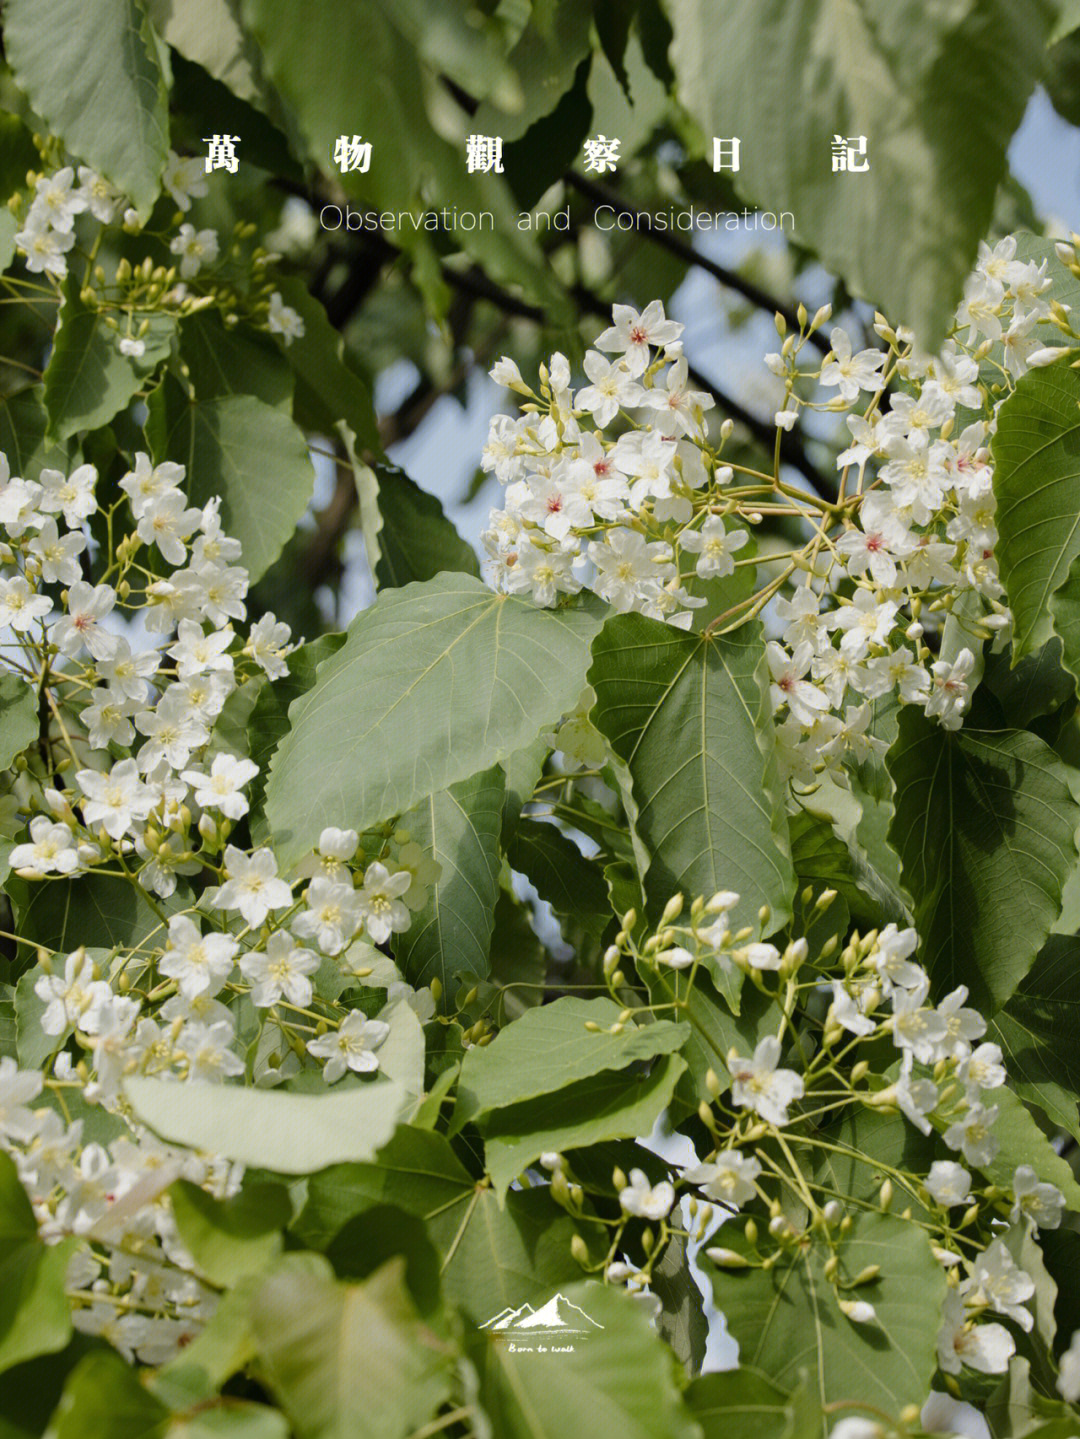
<box><xmin>686</xmin><ymin>1368</ymin><xmax>816</xmax><ymax>1439</ymax></box>
<box><xmin>886</xmin><ymin>709</ymin><xmax>1079</xmax><ymax>1012</ymax></box>
<box><xmin>983</xmin><ymin>638</ymin><xmax>1077</xmax><ymax>730</ymax></box>
<box><xmin>505</xmin><ymin>819</ymin><xmax>612</xmax><ymax>950</ymax></box>
<box><xmin>456</xmin><ymin>996</ymin><xmax>689</xmax><ymax>1125</ymax></box>
<box><xmin>588</xmin><ymin>612</ymin><xmax>794</xmax><ymax>935</ymax></box>
<box><xmin>10</xmin><ymin>874</ymin><xmax>189</xmax><ymax>959</ymax></box>
<box><xmin>250</xmin><ymin>1255</ymin><xmax>454</xmax><ymax>1439</ymax></box>
<box><xmin>146</xmin><ymin>377</ymin><xmax>315</xmax><ymax>582</ymax></box>
<box><xmin>987</xmin><ymin>935</ymin><xmax>1080</xmax><ymax>1141</ymax></box>
<box><xmin>263</xmin><ymin>576</ymin><xmax>604</xmax><ymax>866</ymax></box>
<box><xmin>395</xmin><ymin>766</ymin><xmax>504</xmax><ymax>990</ymax></box>
<box><xmin>0</xmin><ymin>390</ymin><xmax>77</xmax><ymax>483</ymax></box>
<box><xmin>43</xmin><ymin>1350</ymin><xmax>169</xmax><ymax>1439</ymax></box>
<box><xmin>0</xmin><ymin>673</ymin><xmax>36</xmax><ymax>773</ymax></box>
<box><xmin>0</xmin><ymin>1153</ymin><xmax>75</xmax><ymax>1377</ymax></box>
<box><xmin>993</xmin><ymin>362</ymin><xmax>1080</xmax><ymax>661</ymax></box>
<box><xmin>481</xmin><ymin>1054</ymin><xmax>686</xmax><ymax>1197</ymax></box>
<box><xmin>271</xmin><ymin>278</ymin><xmax>380</xmax><ymax>453</ymax></box>
<box><xmin>368</xmin><ymin>466</ymin><xmax>479</xmax><ymax>591</ymax></box>
<box><xmin>124</xmin><ymin>1075</ymin><xmax>411</xmax><ymax>1174</ymax></box>
<box><xmin>44</xmin><ymin>277</ymin><xmax>175</xmax><ymax>444</ymax></box>
<box><xmin>291</xmin><ymin>1126</ymin><xmax>474</xmax><ymax>1251</ymax></box>
<box><xmin>650</xmin><ymin>1233</ymin><xmax>708</xmax><ymax>1377</ymax></box>
<box><xmin>44</xmin><ymin>1348</ymin><xmax>290</xmax><ymax>1439</ymax></box>
<box><xmin>178</xmin><ymin>311</ymin><xmax>294</xmax><ymax>411</ymax></box>
<box><xmin>706</xmin><ymin>1210</ymin><xmax>946</xmax><ymax>1419</ymax></box>
<box><xmin>477</xmin><ymin>1280</ymin><xmax>701</xmax><ymax>1439</ymax></box>
<box><xmin>144</xmin><ymin>0</ymin><xmax>269</xmax><ymax>107</ymax></box>
<box><xmin>168</xmin><ymin>1180</ymin><xmax>291</xmax><ymax>1288</ymax></box>
<box><xmin>665</xmin><ymin>0</ymin><xmax>1053</xmax><ymax>343</ymax></box>
<box><xmin>472</xmin><ymin>3</ymin><xmax>595</xmax><ymax>142</ymax></box>
<box><xmin>6</xmin><ymin>0</ymin><xmax>168</xmax><ymax>217</ymax></box>
<box><xmin>241</xmin><ymin>0</ymin><xmax>569</xmax><ymax>321</ymax></box>
<box><xmin>245</xmin><ymin>633</ymin><xmax>345</xmax><ymax>846</ymax></box>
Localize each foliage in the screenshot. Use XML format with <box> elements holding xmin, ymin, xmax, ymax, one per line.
<box><xmin>0</xmin><ymin>4</ymin><xmax>1079</xmax><ymax>1439</ymax></box>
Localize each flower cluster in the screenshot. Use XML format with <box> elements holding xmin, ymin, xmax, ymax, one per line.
<box><xmin>10</xmin><ymin>148</ymin><xmax>304</xmax><ymax>348</ymax></box>
<box><xmin>0</xmin><ymin>438</ymin><xmax>440</xmax><ymax>1360</ymax></box>
<box><xmin>537</xmin><ymin>887</ymin><xmax>1064</xmax><ymax>1384</ymax></box>
<box><xmin>483</xmin><ymin>237</ymin><xmax>1075</xmax><ymax>787</ymax></box>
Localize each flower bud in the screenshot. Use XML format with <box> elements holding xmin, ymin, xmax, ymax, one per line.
<box><xmin>879</xmin><ymin>1179</ymin><xmax>893</xmax><ymax>1210</ymax></box>
<box><xmin>705</xmin><ymin>1247</ymin><xmax>750</xmax><ymax>1268</ymax></box>
<box><xmin>660</xmin><ymin>892</ymin><xmax>684</xmax><ymax>925</ymax></box>
<box><xmin>839</xmin><ymin>1299</ymin><xmax>877</xmax><ymax>1324</ymax></box>
<box><xmin>571</xmin><ymin>1234</ymin><xmax>590</xmax><ymax>1266</ymax></box>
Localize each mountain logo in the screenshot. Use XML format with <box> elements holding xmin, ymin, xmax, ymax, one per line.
<box><xmin>479</xmin><ymin>1292</ymin><xmax>604</xmax><ymax>1337</ymax></box>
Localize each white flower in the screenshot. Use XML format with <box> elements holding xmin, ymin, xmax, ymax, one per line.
<box><xmin>119</xmin><ymin>453</ymin><xmax>186</xmax><ymax>519</ymax></box>
<box><xmin>15</xmin><ymin>219</ymin><xmax>76</xmax><ymax>276</ymax></box>
<box><xmin>240</xmin><ymin>931</ymin><xmax>319</xmax><ymax>1008</ymax></box>
<box><xmin>943</xmin><ymin>1100</ymin><xmax>1000</xmax><ymax>1167</ymax></box>
<box><xmin>180</xmin><ymin>753</ymin><xmax>258</xmax><ymax>820</ymax></box>
<box><xmin>77</xmin><ymin>167</ymin><xmax>122</xmax><ymax>223</ymax></box>
<box><xmin>655</xmin><ymin>945</ymin><xmax>695</xmax><ymax>969</ymax></box>
<box><xmin>619</xmin><ymin>1167</ymin><xmax>675</xmax><ymax>1220</ymax></box>
<box><xmin>28</xmin><ymin>518</ymin><xmax>86</xmax><ymax>584</ymax></box>
<box><xmin>890</xmin><ymin>985</ymin><xmax>947</xmax><ymax>1064</ymax></box>
<box><xmin>213</xmin><ymin>846</ymin><xmax>293</xmax><ymax>927</ymax></box>
<box><xmin>828</xmin><ymin>979</ymin><xmax>877</xmax><ymax>1037</ymax></box>
<box><xmin>1010</xmin><ymin>1165</ymin><xmax>1065</xmax><ymax>1230</ymax></box>
<box><xmin>0</xmin><ymin>575</ymin><xmax>51</xmax><ymax>632</ymax></box>
<box><xmin>34</xmin><ymin>949</ymin><xmax>113</xmax><ymax>1037</ymax></box>
<box><xmin>937</xmin><ymin>1289</ymin><xmax>1014</xmax><ymax>1375</ymax></box>
<box><xmin>1058</xmin><ymin>1328</ymin><xmax>1080</xmax><ymax>1402</ymax></box>
<box><xmin>247</xmin><ymin>612</ymin><xmax>292</xmax><ymax>679</ymax></box>
<box><xmin>728</xmin><ymin>1035</ymin><xmax>804</xmax><ymax>1127</ymax></box>
<box><xmin>76</xmin><ymin>758</ymin><xmax>152</xmax><ymax>840</ymax></box>
<box><xmin>137</xmin><ymin>490</ymin><xmax>202</xmax><ymax>565</ymax></box>
<box><xmin>10</xmin><ymin>816</ymin><xmax>80</xmax><ymax>876</ymax></box>
<box><xmin>965</xmin><ymin>1240</ymin><xmax>1034</xmax><ymax>1331</ymax></box>
<box><xmin>168</xmin><ymin>619</ymin><xmax>235</xmax><ymax>678</ymax></box>
<box><xmin>292</xmin><ymin>876</ymin><xmax>363</xmax><ymax>955</ymax></box>
<box><xmin>925</xmin><ymin>648</ymin><xmax>975</xmax><ymax>730</ymax></box>
<box><xmin>160</xmin><ymin>916</ymin><xmax>238</xmax><ymax>999</ymax></box>
<box><xmin>766</xmin><ymin>641</ymin><xmax>830</xmax><ymax>726</ymax></box>
<box><xmin>820</xmin><ymin>328</ymin><xmax>886</xmax><ymax>401</ymax></box>
<box><xmin>935</xmin><ymin>985</ymin><xmax>986</xmax><ymax>1060</ymax></box>
<box><xmin>594</xmin><ymin>301</ymin><xmax>682</xmax><ymax>377</ymax></box>
<box><xmin>588</xmin><ymin>528</ymin><xmax>673</xmax><ymax>611</ymax></box>
<box><xmin>119</xmin><ymin>336</ymin><xmax>146</xmax><ymax>358</ymax></box>
<box><xmin>267</xmin><ymin>291</ymin><xmax>305</xmax><ymax>344</ymax></box>
<box><xmin>38</xmin><ymin>464</ymin><xmax>97</xmax><ymax>525</ymax></box>
<box><xmin>575</xmin><ymin>350</ymin><xmax>645</xmax><ymax>427</ymax></box>
<box><xmin>162</xmin><ymin>150</ymin><xmax>208</xmax><ymax>211</ymax></box>
<box><xmin>925</xmin><ymin>1160</ymin><xmax>972</xmax><ymax>1208</ymax></box>
<box><xmin>680</xmin><ymin>517</ymin><xmax>749</xmax><ymax>579</ymax></box>
<box><xmin>355</xmin><ymin>862</ymin><xmax>413</xmax><ymax>944</ymax></box>
<box><xmin>169</xmin><ymin>224</ymin><xmax>219</xmax><ymax>279</ymax></box>
<box><xmin>32</xmin><ymin>167</ymin><xmax>87</xmax><ymax>232</ymax></box>
<box><xmin>307</xmin><ymin>1009</ymin><xmax>390</xmax><ymax>1082</ymax></box>
<box><xmin>958</xmin><ymin>1042</ymin><xmax>1007</xmax><ymax>1095</ymax></box>
<box><xmin>53</xmin><ymin>581</ymin><xmax>118</xmax><ymax>659</ymax></box>
<box><xmin>639</xmin><ymin>358</ymin><xmax>713</xmax><ymax>437</ymax></box>
<box><xmin>894</xmin><ymin>1052</ymin><xmax>939</xmax><ymax>1135</ymax></box>
<box><xmin>0</xmin><ymin>1056</ymin><xmax>44</xmax><ymax>1142</ymax></box>
<box><xmin>682</xmin><ymin>1149</ymin><xmax>761</xmax><ymax>1208</ymax></box>
<box><xmin>179</xmin><ymin>1020</ymin><xmax>244</xmax><ymax>1082</ymax></box>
